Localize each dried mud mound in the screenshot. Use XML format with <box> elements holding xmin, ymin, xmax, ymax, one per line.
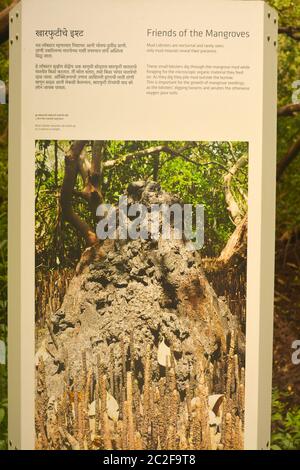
<box><xmin>36</xmin><ymin>182</ymin><xmax>245</xmax><ymax>450</ymax></box>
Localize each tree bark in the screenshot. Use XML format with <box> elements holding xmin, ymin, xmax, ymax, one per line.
<box><xmin>37</xmin><ymin>182</ymin><xmax>245</xmax><ymax>450</ymax></box>
<box><xmin>60</xmin><ymin>140</ymin><xmax>97</xmax><ymax>246</ymax></box>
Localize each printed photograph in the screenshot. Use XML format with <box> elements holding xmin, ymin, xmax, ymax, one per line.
<box><xmin>35</xmin><ymin>140</ymin><xmax>248</xmax><ymax>450</ymax></box>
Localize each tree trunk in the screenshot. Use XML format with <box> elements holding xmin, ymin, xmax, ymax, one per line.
<box><xmin>218</xmin><ymin>215</ymin><xmax>248</xmax><ymax>265</ymax></box>
<box><xmin>0</xmin><ymin>0</ymin><xmax>19</xmax><ymax>45</ymax></box>
<box><xmin>223</xmin><ymin>156</ymin><xmax>247</xmax><ymax>226</ymax></box>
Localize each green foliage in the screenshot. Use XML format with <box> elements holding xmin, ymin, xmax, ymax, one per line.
<box><xmin>272</xmin><ymin>390</ymin><xmax>300</xmax><ymax>450</ymax></box>
<box><xmin>0</xmin><ymin>392</ymin><xmax>7</xmax><ymax>450</ymax></box>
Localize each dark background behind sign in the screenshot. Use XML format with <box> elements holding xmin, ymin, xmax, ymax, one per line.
<box><xmin>0</xmin><ymin>0</ymin><xmax>300</xmax><ymax>451</ymax></box>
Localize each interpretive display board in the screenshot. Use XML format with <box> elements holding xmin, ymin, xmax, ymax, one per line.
<box><xmin>8</xmin><ymin>0</ymin><xmax>278</xmax><ymax>450</ymax></box>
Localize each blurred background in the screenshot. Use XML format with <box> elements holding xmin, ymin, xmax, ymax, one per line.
<box><xmin>0</xmin><ymin>0</ymin><xmax>300</xmax><ymax>450</ymax></box>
